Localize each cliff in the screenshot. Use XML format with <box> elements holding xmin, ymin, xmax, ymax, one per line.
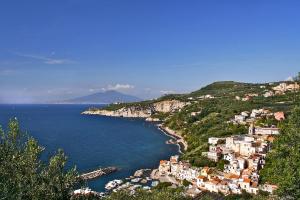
<box><xmin>82</xmin><ymin>100</ymin><xmax>188</xmax><ymax>118</ymax></box>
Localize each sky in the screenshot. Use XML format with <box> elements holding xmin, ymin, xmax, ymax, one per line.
<box><xmin>0</xmin><ymin>0</ymin><xmax>300</xmax><ymax>103</ymax></box>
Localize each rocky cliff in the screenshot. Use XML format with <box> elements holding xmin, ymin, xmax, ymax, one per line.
<box><xmin>82</xmin><ymin>100</ymin><xmax>188</xmax><ymax>118</ymax></box>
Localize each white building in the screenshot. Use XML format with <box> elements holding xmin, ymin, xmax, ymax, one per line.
<box><xmin>249</xmin><ymin>126</ymin><xmax>280</xmax><ymax>135</ymax></box>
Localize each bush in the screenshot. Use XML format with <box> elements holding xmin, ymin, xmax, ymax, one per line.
<box><xmin>0</xmin><ymin>119</ymin><xmax>79</xmax><ymax>200</ymax></box>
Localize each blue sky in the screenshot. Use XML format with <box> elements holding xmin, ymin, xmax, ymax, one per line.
<box><xmin>0</xmin><ymin>0</ymin><xmax>300</xmax><ymax>103</ymax></box>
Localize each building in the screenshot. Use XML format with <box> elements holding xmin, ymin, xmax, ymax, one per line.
<box><xmin>263</xmin><ymin>91</ymin><xmax>274</xmax><ymax>98</ymax></box>
<box><xmin>200</xmin><ymin>167</ymin><xmax>212</xmax><ymax>177</ymax></box>
<box><xmin>272</xmin><ymin>83</ymin><xmax>287</xmax><ymax>92</ymax></box>
<box><xmin>235</xmin><ymin>115</ymin><xmax>246</xmax><ymax>123</ymax></box>
<box><xmin>158</xmin><ymin>160</ymin><xmax>170</xmax><ymax>174</ymax></box>
<box><xmin>273</xmin><ymin>82</ymin><xmax>300</xmax><ymax>92</ymax></box>
<box><xmin>225</xmin><ymin>135</ymin><xmax>256</xmax><ymax>157</ymax></box>
<box><xmin>260</xmin><ymin>184</ymin><xmax>278</xmax><ymax>194</ymax></box>
<box><xmin>249</xmin><ymin>126</ymin><xmax>280</xmax><ymax>135</ymax></box>
<box><xmin>274</xmin><ymin>112</ymin><xmax>285</xmax><ymax>121</ymax></box>
<box><xmin>208</xmin><ymin>137</ymin><xmax>222</xmax><ymax>145</ymax></box>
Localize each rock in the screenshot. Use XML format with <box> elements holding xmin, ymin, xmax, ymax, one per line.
<box><xmin>134</xmin><ymin>169</ymin><xmax>151</xmax><ymax>177</ymax></box>
<box><xmin>141</xmin><ymin>179</ymin><xmax>147</xmax><ymax>184</ymax></box>
<box><xmin>82</xmin><ymin>100</ymin><xmax>189</xmax><ymax>118</ymax></box>
<box><xmin>145</xmin><ymin>117</ymin><xmax>161</xmax><ymax>122</ymax></box>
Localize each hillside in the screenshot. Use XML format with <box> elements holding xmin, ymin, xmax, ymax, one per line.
<box><xmin>84</xmin><ymin>80</ymin><xmax>299</xmax><ymax>162</ymax></box>
<box><xmin>62</xmin><ymin>90</ymin><xmax>142</xmax><ymax>104</ymax></box>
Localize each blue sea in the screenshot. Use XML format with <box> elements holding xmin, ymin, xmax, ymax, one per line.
<box><xmin>0</xmin><ymin>104</ymin><xmax>178</xmax><ymax>191</ymax></box>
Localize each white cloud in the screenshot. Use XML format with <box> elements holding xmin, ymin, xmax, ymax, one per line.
<box><xmin>160</xmin><ymin>90</ymin><xmax>175</xmax><ymax>95</ymax></box>
<box><xmin>0</xmin><ymin>69</ymin><xmax>15</xmax><ymax>76</ymax></box>
<box><xmin>103</xmin><ymin>84</ymin><xmax>135</xmax><ymax>91</ymax></box>
<box><xmin>13</xmin><ymin>52</ymin><xmax>76</xmax><ymax>65</ymax></box>
<box><xmin>286</xmin><ymin>76</ymin><xmax>294</xmax><ymax>81</ymax></box>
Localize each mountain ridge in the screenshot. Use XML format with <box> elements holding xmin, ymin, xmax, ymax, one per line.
<box><xmin>61</xmin><ymin>90</ymin><xmax>142</xmax><ymax>104</ymax></box>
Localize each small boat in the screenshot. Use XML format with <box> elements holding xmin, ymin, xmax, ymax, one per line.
<box><xmin>105</xmin><ymin>181</ymin><xmax>117</xmax><ymax>190</ymax></box>
<box><xmin>143</xmin><ymin>186</ymin><xmax>151</xmax><ymax>190</ymax></box>
<box><xmin>131</xmin><ymin>178</ymin><xmax>142</xmax><ymax>183</ymax></box>
<box><xmin>151</xmin><ymin>181</ymin><xmax>159</xmax><ymax>187</ymax></box>
<box><xmin>114</xmin><ymin>179</ymin><xmax>123</xmax><ymax>185</ymax></box>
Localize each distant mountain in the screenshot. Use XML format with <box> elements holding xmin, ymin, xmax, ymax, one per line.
<box><xmin>62</xmin><ymin>90</ymin><xmax>142</xmax><ymax>104</ymax></box>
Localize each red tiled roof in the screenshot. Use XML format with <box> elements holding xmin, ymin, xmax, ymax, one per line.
<box><xmin>160</xmin><ymin>160</ymin><xmax>168</xmax><ymax>165</ymax></box>
<box><xmin>243</xmin><ymin>178</ymin><xmax>251</xmax><ymax>183</ymax></box>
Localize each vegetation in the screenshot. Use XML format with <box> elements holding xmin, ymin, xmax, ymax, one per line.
<box><xmin>260</xmin><ymin>106</ymin><xmax>300</xmax><ymax>199</ymax></box>
<box><xmin>2</xmin><ymin>73</ymin><xmax>300</xmax><ymax>199</ymax></box>
<box><xmin>103</xmin><ymin>188</ymin><xmax>191</xmax><ymax>200</ymax></box>
<box><xmin>98</xmin><ymin>73</ymin><xmax>300</xmax><ymax>199</ymax></box>
<box><xmin>0</xmin><ymin>119</ymin><xmax>79</xmax><ymax>200</ymax></box>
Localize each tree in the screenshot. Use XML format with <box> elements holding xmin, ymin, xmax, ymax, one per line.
<box><xmin>104</xmin><ymin>188</ymin><xmax>191</xmax><ymax>200</ymax></box>
<box><xmin>260</xmin><ymin>106</ymin><xmax>300</xmax><ymax>199</ymax></box>
<box><xmin>0</xmin><ymin>119</ymin><xmax>79</xmax><ymax>200</ymax></box>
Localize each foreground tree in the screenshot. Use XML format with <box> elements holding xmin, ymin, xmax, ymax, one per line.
<box><xmin>260</xmin><ymin>107</ymin><xmax>300</xmax><ymax>199</ymax></box>
<box><xmin>0</xmin><ymin>119</ymin><xmax>79</xmax><ymax>200</ymax></box>
<box><xmin>104</xmin><ymin>188</ymin><xmax>191</xmax><ymax>200</ymax></box>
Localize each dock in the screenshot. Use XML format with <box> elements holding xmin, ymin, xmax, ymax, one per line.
<box><xmin>79</xmin><ymin>167</ymin><xmax>118</xmax><ymax>180</ymax></box>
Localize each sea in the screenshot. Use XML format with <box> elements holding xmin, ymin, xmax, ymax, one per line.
<box><xmin>0</xmin><ymin>104</ymin><xmax>178</xmax><ymax>191</ymax></box>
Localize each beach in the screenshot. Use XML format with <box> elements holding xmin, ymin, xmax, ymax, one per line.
<box><xmin>157</xmin><ymin>124</ymin><xmax>188</xmax><ymax>153</ymax></box>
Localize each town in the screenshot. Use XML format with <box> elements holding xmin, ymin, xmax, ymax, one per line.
<box><xmin>73</xmin><ymin>81</ymin><xmax>299</xmax><ymax>198</ymax></box>
<box><xmin>156</xmin><ymin>108</ymin><xmax>283</xmax><ymax>197</ymax></box>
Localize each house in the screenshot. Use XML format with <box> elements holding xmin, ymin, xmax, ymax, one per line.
<box><xmin>249</xmin><ymin>126</ymin><xmax>280</xmax><ymax>135</ymax></box>
<box><xmin>235</xmin><ymin>115</ymin><xmax>246</xmax><ymax>123</ymax></box>
<box><xmin>224</xmin><ymin>153</ymin><xmax>235</xmax><ymax>163</ymax></box>
<box><xmin>204</xmin><ymin>179</ymin><xmax>220</xmax><ymax>193</ymax></box>
<box><xmin>263</xmin><ymin>91</ymin><xmax>274</xmax><ymax>97</ymax></box>
<box><xmin>272</xmin><ymin>83</ymin><xmax>287</xmax><ymax>92</ymax></box>
<box><xmin>208</xmin><ymin>137</ymin><xmax>222</xmax><ymax>145</ymax></box>
<box><xmin>177</xmin><ymin>167</ymin><xmax>200</xmax><ymax>182</ymax></box>
<box><xmin>205</xmin><ymin>94</ymin><xmax>215</xmax><ymax>99</ymax></box>
<box><xmin>196</xmin><ymin>175</ymin><xmax>207</xmax><ymax>188</ymax></box>
<box><xmin>200</xmin><ymin>167</ymin><xmax>212</xmax><ymax>177</ymax></box>
<box><xmin>218</xmin><ymin>180</ymin><xmax>230</xmax><ymax>195</ymax></box>
<box><xmin>260</xmin><ymin>184</ymin><xmax>278</xmax><ymax>194</ymax></box>
<box><xmin>239</xmin><ymin>178</ymin><xmax>251</xmax><ymax>191</ymax></box>
<box><xmin>274</xmin><ymin>112</ymin><xmax>285</xmax><ymax>121</ymax></box>
<box><xmin>241</xmin><ymin>111</ymin><xmax>250</xmax><ymax>117</ymax></box>
<box><xmin>191</xmin><ymin>111</ymin><xmax>201</xmax><ymax>116</ymax></box>
<box><xmin>207</xmin><ymin>151</ymin><xmax>220</xmax><ymax>162</ymax></box>
<box><xmin>239</xmin><ymin>179</ymin><xmax>259</xmax><ymax>194</ymax></box>
<box><xmin>73</xmin><ymin>188</ymin><xmax>92</xmax><ymax>195</ymax></box>
<box><xmin>224</xmin><ymin>159</ymin><xmax>245</xmax><ymax>176</ymax></box>
<box><xmin>170</xmin><ymin>155</ymin><xmax>179</xmax><ymax>164</ymax></box>
<box><xmin>286</xmin><ymin>83</ymin><xmax>300</xmax><ymax>91</ymax></box>
<box><xmin>225</xmin><ymin>135</ymin><xmax>255</xmax><ymax>157</ymax></box>
<box><xmin>242</xmin><ymin>96</ymin><xmax>252</xmax><ymax>101</ymax></box>
<box><xmin>158</xmin><ymin>160</ymin><xmax>170</xmax><ymax>174</ymax></box>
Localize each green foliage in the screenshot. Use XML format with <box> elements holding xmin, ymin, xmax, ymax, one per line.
<box><xmin>97</xmin><ymin>79</ymin><xmax>300</xmax><ymax>199</ymax></box>
<box><xmin>260</xmin><ymin>107</ymin><xmax>300</xmax><ymax>199</ymax></box>
<box><xmin>216</xmin><ymin>159</ymin><xmax>229</xmax><ymax>170</ymax></box>
<box><xmin>0</xmin><ymin>119</ymin><xmax>79</xmax><ymax>200</ymax></box>
<box><xmin>154</xmin><ymin>182</ymin><xmax>172</xmax><ymax>190</ymax></box>
<box><xmin>182</xmin><ymin>179</ymin><xmax>191</xmax><ymax>187</ymax></box>
<box><xmin>191</xmin><ymin>156</ymin><xmax>216</xmax><ymax>168</ymax></box>
<box><xmin>103</xmin><ymin>188</ymin><xmax>191</xmax><ymax>200</ymax></box>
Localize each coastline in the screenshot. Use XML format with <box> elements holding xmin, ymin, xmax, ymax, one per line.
<box><xmin>156</xmin><ymin>124</ymin><xmax>188</xmax><ymax>153</ymax></box>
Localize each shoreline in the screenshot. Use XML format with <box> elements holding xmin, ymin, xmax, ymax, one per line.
<box><xmin>156</xmin><ymin>124</ymin><xmax>188</xmax><ymax>153</ymax></box>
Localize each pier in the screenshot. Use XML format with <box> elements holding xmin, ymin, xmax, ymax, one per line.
<box><xmin>79</xmin><ymin>167</ymin><xmax>118</xmax><ymax>180</ymax></box>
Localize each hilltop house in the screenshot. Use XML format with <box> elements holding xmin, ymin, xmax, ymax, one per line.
<box><xmin>274</xmin><ymin>112</ymin><xmax>285</xmax><ymax>121</ymax></box>
<box><xmin>249</xmin><ymin>125</ymin><xmax>280</xmax><ymax>135</ymax></box>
